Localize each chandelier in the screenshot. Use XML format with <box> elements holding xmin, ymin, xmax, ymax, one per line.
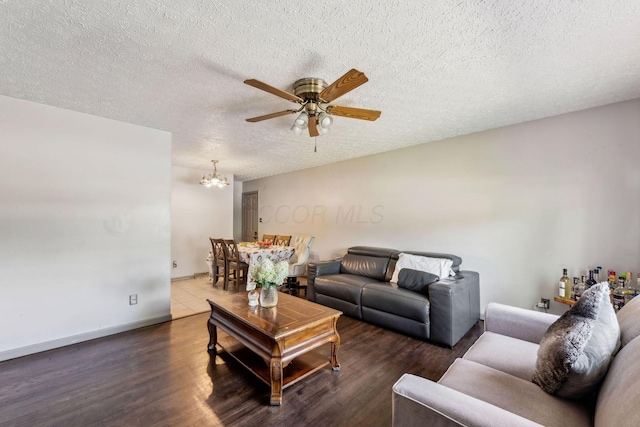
<box><xmin>199</xmin><ymin>160</ymin><xmax>229</xmax><ymax>188</ymax></box>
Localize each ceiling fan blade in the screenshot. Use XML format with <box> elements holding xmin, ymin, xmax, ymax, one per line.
<box><xmin>244</xmin><ymin>79</ymin><xmax>303</xmax><ymax>103</ymax></box>
<box><xmin>308</xmin><ymin>116</ymin><xmax>320</xmax><ymax>137</ymax></box>
<box><xmin>246</xmin><ymin>110</ymin><xmax>298</xmax><ymax>122</ymax></box>
<box><xmin>328</xmin><ymin>106</ymin><xmax>381</xmax><ymax>121</ymax></box>
<box><xmin>319</xmin><ymin>69</ymin><xmax>369</xmax><ymax>103</ymax></box>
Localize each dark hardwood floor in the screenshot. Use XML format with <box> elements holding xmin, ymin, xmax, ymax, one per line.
<box><xmin>0</xmin><ymin>306</ymin><xmax>483</xmax><ymax>427</ymax></box>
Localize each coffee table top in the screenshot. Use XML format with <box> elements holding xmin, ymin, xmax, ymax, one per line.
<box><xmin>207</xmin><ymin>291</ymin><xmax>341</xmax><ymax>340</ymax></box>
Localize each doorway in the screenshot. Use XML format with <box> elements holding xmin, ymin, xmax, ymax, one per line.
<box><xmin>242</xmin><ymin>191</ymin><xmax>259</xmax><ymax>242</ymax></box>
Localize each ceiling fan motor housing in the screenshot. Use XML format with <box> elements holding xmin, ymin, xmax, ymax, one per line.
<box><xmin>293</xmin><ymin>78</ymin><xmax>327</xmax><ymax>101</ymax></box>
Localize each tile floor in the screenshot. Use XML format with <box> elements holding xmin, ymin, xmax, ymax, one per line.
<box><xmin>170</xmin><ymin>274</ymin><xmax>230</xmax><ymax>319</ymax></box>
<box><xmin>170</xmin><ymin>274</ymin><xmax>307</xmax><ymax>319</ymax></box>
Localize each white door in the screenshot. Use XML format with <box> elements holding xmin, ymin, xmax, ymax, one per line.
<box><xmin>242</xmin><ymin>192</ymin><xmax>259</xmax><ymax>242</ymax></box>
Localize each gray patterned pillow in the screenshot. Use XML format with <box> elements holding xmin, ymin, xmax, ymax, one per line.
<box><xmin>532</xmin><ymin>282</ymin><xmax>620</xmax><ymax>399</ymax></box>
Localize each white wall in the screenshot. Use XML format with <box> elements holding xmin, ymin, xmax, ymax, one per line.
<box><xmin>171</xmin><ymin>165</ymin><xmax>234</xmax><ymax>278</ymax></box>
<box><xmin>0</xmin><ymin>95</ymin><xmax>172</xmax><ymax>361</ymax></box>
<box><xmin>242</xmin><ymin>99</ymin><xmax>640</xmax><ymax>315</ymax></box>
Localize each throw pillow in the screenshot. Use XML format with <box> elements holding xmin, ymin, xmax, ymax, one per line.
<box><xmin>532</xmin><ymin>282</ymin><xmax>620</xmax><ymax>399</ymax></box>
<box><xmin>390</xmin><ymin>253</ymin><xmax>454</xmax><ymax>285</ymax></box>
<box><xmin>397</xmin><ymin>269</ymin><xmax>440</xmax><ymax>295</ymax></box>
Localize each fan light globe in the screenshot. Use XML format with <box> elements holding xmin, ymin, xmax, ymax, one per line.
<box><xmin>290</xmin><ymin>124</ymin><xmax>303</xmax><ymax>135</ymax></box>
<box><xmin>294</xmin><ymin>112</ymin><xmax>308</xmax><ymax>128</ymax></box>
<box><xmin>318</xmin><ymin>112</ymin><xmax>333</xmax><ymax>129</ymax></box>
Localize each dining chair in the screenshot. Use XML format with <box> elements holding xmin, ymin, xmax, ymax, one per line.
<box><xmin>262</xmin><ymin>234</ymin><xmax>276</xmax><ymax>243</ymax></box>
<box><xmin>285</xmin><ymin>235</ymin><xmax>315</xmax><ymax>296</ymax></box>
<box><xmin>222</xmin><ymin>239</ymin><xmax>249</xmax><ymax>289</ymax></box>
<box><xmin>209</xmin><ymin>238</ymin><xmax>228</xmax><ymax>289</ymax></box>
<box><xmin>275</xmin><ymin>235</ymin><xmax>291</xmax><ymax>246</ymax></box>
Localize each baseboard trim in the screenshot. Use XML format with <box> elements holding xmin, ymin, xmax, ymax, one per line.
<box><xmin>0</xmin><ymin>314</ymin><xmax>173</xmax><ymax>363</ymax></box>
<box><xmin>171</xmin><ymin>272</ymin><xmax>209</xmax><ymax>282</ymax></box>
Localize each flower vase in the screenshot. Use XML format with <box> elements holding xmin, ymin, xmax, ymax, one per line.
<box><xmin>260</xmin><ymin>285</ymin><xmax>279</xmax><ymax>308</ymax></box>
<box><xmin>247</xmin><ymin>289</ymin><xmax>259</xmax><ymax>307</ymax></box>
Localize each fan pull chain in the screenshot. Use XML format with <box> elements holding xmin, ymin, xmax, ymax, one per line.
<box><xmin>314</xmin><ymin>137</ymin><xmax>317</xmax><ymax>153</ymax></box>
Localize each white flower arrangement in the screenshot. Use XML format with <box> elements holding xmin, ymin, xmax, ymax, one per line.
<box><xmin>250</xmin><ymin>258</ymin><xmax>289</xmax><ymax>288</ymax></box>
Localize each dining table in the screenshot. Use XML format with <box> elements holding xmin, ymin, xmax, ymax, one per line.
<box><xmin>237</xmin><ymin>243</ymin><xmax>295</xmax><ymax>289</ymax></box>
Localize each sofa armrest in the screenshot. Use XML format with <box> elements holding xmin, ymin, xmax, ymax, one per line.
<box><xmin>484</xmin><ymin>302</ymin><xmax>558</xmax><ymax>344</ymax></box>
<box><xmin>392</xmin><ymin>373</ymin><xmax>543</xmax><ymax>427</ymax></box>
<box><xmin>307</xmin><ymin>260</ymin><xmax>341</xmax><ymax>301</ymax></box>
<box><xmin>428</xmin><ymin>271</ymin><xmax>480</xmax><ymax>347</ymax></box>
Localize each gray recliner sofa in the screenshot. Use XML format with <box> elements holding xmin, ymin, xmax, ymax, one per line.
<box><xmin>307</xmin><ymin>246</ymin><xmax>480</xmax><ymax>347</ymax></box>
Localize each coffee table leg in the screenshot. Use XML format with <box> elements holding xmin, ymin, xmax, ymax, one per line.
<box><xmin>270</xmin><ymin>359</ymin><xmax>283</xmax><ymax>405</ymax></box>
<box><xmin>331</xmin><ymin>337</ymin><xmax>341</xmax><ymax>371</ymax></box>
<box><xmin>330</xmin><ymin>320</ymin><xmax>341</xmax><ymax>371</ymax></box>
<box><xmin>270</xmin><ymin>342</ymin><xmax>284</xmax><ymax>405</ymax></box>
<box><xmin>207</xmin><ymin>319</ymin><xmax>217</xmax><ymax>354</ymax></box>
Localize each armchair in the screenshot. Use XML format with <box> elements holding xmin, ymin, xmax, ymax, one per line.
<box><xmin>392</xmin><ymin>296</ymin><xmax>640</xmax><ymax>426</ymax></box>
<box><xmin>285</xmin><ymin>235</ymin><xmax>314</xmax><ymax>295</ymax></box>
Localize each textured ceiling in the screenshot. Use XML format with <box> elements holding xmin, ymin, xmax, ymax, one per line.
<box><xmin>1</xmin><ymin>1</ymin><xmax>639</xmax><ymax>181</ymax></box>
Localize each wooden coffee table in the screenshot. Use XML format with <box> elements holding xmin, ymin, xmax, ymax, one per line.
<box><xmin>207</xmin><ymin>291</ymin><xmax>342</xmax><ymax>405</ymax></box>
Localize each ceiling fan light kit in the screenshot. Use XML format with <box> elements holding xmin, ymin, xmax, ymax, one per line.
<box><xmin>244</xmin><ymin>69</ymin><xmax>381</xmax><ymax>139</ymax></box>
<box><xmin>294</xmin><ymin>112</ymin><xmax>308</xmax><ymax>128</ymax></box>
<box><xmin>199</xmin><ymin>160</ymin><xmax>230</xmax><ymax>188</ymax></box>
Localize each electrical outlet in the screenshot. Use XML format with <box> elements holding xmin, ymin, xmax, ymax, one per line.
<box><xmin>172</xmin><ymin>260</ymin><xmax>177</xmax><ymax>268</ymax></box>
<box><xmin>129</xmin><ymin>294</ymin><xmax>138</xmax><ymax>305</ymax></box>
<box><xmin>541</xmin><ymin>298</ymin><xmax>550</xmax><ymax>309</ymax></box>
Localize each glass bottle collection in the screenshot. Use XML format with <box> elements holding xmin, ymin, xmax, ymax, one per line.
<box><xmin>558</xmin><ymin>267</ymin><xmax>639</xmax><ymax>312</ymax></box>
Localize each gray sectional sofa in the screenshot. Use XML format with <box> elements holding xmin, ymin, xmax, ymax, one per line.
<box><xmin>307</xmin><ymin>246</ymin><xmax>480</xmax><ymax>347</ymax></box>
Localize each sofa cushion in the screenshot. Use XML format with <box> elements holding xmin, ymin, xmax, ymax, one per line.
<box><xmin>616</xmin><ymin>293</ymin><xmax>640</xmax><ymax>348</ymax></box>
<box><xmin>532</xmin><ymin>282</ymin><xmax>620</xmax><ymax>399</ymax></box>
<box><xmin>339</xmin><ymin>254</ymin><xmax>389</xmax><ymax>281</ymax></box>
<box><xmin>396</xmin><ymin>269</ymin><xmax>439</xmax><ymax>294</ymax></box>
<box><xmin>361</xmin><ymin>282</ymin><xmax>430</xmax><ymax>323</ymax></box>
<box><xmin>314</xmin><ymin>274</ymin><xmax>378</xmax><ymax>305</ymax></box>
<box><xmin>439</xmin><ymin>358</ymin><xmax>592</xmax><ymax>427</ymax></box>
<box><xmin>463</xmin><ymin>331</ymin><xmax>539</xmax><ymax>381</ymax></box>
<box><xmin>594</xmin><ymin>333</ymin><xmax>640</xmax><ymax>426</ymax></box>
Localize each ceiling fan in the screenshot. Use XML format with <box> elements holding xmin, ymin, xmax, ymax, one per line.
<box><xmin>244</xmin><ymin>69</ymin><xmax>381</xmax><ymax>137</ymax></box>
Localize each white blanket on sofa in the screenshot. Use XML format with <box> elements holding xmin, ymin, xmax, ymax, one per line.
<box><xmin>390</xmin><ymin>253</ymin><xmax>454</xmax><ymax>286</ymax></box>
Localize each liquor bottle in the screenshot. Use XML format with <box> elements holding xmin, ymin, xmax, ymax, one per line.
<box><xmin>623</xmin><ymin>273</ymin><xmax>635</xmax><ymax>303</ymax></box>
<box><xmin>574</xmin><ymin>276</ymin><xmax>587</xmax><ymax>300</ymax></box>
<box><xmin>608</xmin><ymin>270</ymin><xmax>617</xmax><ymax>302</ymax></box>
<box><xmin>585</xmin><ymin>270</ymin><xmax>597</xmax><ymax>288</ymax></box>
<box><xmin>608</xmin><ymin>270</ymin><xmax>617</xmax><ymax>288</ymax></box>
<box><xmin>625</xmin><ymin>272</ymin><xmax>632</xmax><ymax>287</ymax></box>
<box><xmin>613</xmin><ymin>278</ymin><xmax>626</xmax><ymax>312</ymax></box>
<box><xmin>571</xmin><ymin>277</ymin><xmax>579</xmax><ymax>300</ymax></box>
<box><xmin>559</xmin><ymin>269</ymin><xmax>571</xmax><ymax>299</ymax></box>
<box><xmin>594</xmin><ymin>266</ymin><xmax>602</xmax><ymax>283</ymax></box>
